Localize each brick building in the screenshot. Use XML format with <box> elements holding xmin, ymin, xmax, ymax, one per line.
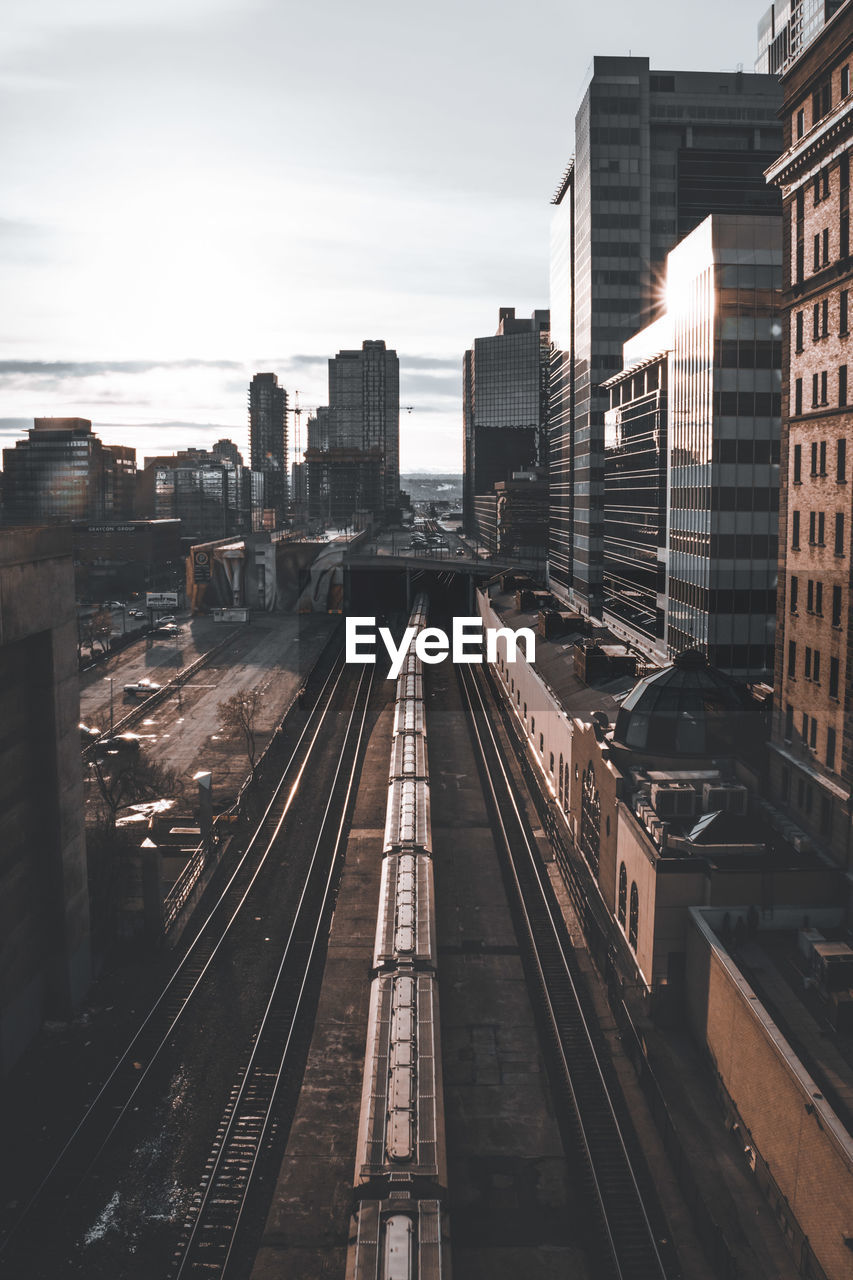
<box><xmin>766</xmin><ymin>0</ymin><xmax>853</xmax><ymax>868</ymax></box>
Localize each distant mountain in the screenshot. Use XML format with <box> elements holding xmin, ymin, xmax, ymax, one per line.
<box><xmin>401</xmin><ymin>473</ymin><xmax>462</xmax><ymax>504</ymax></box>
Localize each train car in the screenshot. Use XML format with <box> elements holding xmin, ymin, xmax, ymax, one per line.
<box><xmin>388</xmin><ymin>731</ymin><xmax>428</xmax><ymax>783</ymax></box>
<box><xmin>393</xmin><ymin>699</ymin><xmax>427</xmax><ymax>738</ymax></box>
<box><xmin>354</xmin><ymin>971</ymin><xmax>446</xmax><ymax>1186</ymax></box>
<box><xmin>395</xmin><ymin>672</ymin><xmax>424</xmax><ymax>704</ymax></box>
<box><xmin>399</xmin><ymin>649</ymin><xmax>422</xmax><ymax>681</ymax></box>
<box><xmin>373</xmin><ymin>852</ymin><xmax>436</xmax><ymax>971</ymax></box>
<box><xmin>346</xmin><ymin>1197</ymin><xmax>450</xmax><ymax>1280</ymax></box>
<box><xmin>383</xmin><ymin>778</ymin><xmax>431</xmax><ymax>854</ymax></box>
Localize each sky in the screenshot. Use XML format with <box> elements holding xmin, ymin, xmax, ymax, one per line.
<box><xmin>2</xmin><ymin>0</ymin><xmax>767</xmax><ymax>473</ymax></box>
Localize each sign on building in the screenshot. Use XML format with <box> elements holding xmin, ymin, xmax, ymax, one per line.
<box><xmin>146</xmin><ymin>591</ymin><xmax>179</xmax><ymax>609</ymax></box>
<box><xmin>193</xmin><ymin>549</ymin><xmax>211</xmax><ymax>582</ymax></box>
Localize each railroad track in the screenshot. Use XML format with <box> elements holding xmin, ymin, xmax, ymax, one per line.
<box><xmin>457</xmin><ymin>663</ymin><xmax>669</xmax><ymax>1280</ymax></box>
<box><xmin>0</xmin><ymin>649</ymin><xmax>357</xmax><ymax>1269</ymax></box>
<box><xmin>171</xmin><ymin>663</ymin><xmax>375</xmax><ymax>1278</ymax></box>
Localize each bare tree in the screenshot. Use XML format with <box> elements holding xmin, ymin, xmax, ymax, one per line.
<box><xmin>89</xmin><ymin>750</ymin><xmax>184</xmax><ymax>830</ymax></box>
<box><xmin>90</xmin><ymin>608</ymin><xmax>114</xmax><ymax>654</ymax></box>
<box><xmin>218</xmin><ymin>689</ymin><xmax>263</xmax><ymax>771</ymax></box>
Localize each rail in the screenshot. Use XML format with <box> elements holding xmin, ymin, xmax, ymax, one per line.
<box><xmin>457</xmin><ymin>663</ymin><xmax>669</xmax><ymax>1280</ymax></box>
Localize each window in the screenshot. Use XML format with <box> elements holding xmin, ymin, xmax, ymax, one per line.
<box><xmin>812</xmin><ymin>441</ymin><xmax>819</xmax><ymax>475</ymax></box>
<box><xmin>814</xmin><ymin>233</ymin><xmax>821</xmax><ymax>272</ymax></box>
<box><xmin>795</xmin><ymin>380</ymin><xmax>804</xmax><ymax>416</ymax></box>
<box><xmin>844</xmin><ymin>65</ymin><xmax>851</xmax><ymax>98</ymax></box>
<box><xmin>830</xmin><ymin>656</ymin><xmax>840</xmax><ymax>699</ymax></box>
<box><xmin>628</xmin><ymin>882</ymin><xmax>639</xmax><ymax>951</ymax></box>
<box><xmin>838</xmin><ymin>438</ymin><xmax>847</xmax><ymax>482</ymax></box>
<box><xmin>813</xmin><ymin>81</ymin><xmax>831</xmax><ymax>122</ymax></box>
<box><xmin>785</xmin><ymin>702</ymin><xmax>794</xmax><ymax>740</ymax></box>
<box><xmin>523</xmin><ymin>701</ymin><xmax>527</xmax><ymax>721</ymax></box>
<box><xmin>618</xmin><ymin>863</ymin><xmax>627</xmax><ymax>928</ymax></box>
<box><xmin>833</xmin><ymin>585</ymin><xmax>843</xmax><ymax>626</ymax></box>
<box><xmin>814</xmin><ymin>174</ymin><xmax>822</xmax><ymax>206</ymax></box>
<box><xmin>814</xmin><ymin>649</ymin><xmax>821</xmax><ymax>684</ymax></box>
<box><xmin>549</xmin><ymin>751</ymin><xmax>554</xmax><ymax>775</ymax></box>
<box><xmin>841</xmin><ymin>366</ymin><xmax>848</xmax><ymax>407</ymax></box>
<box><xmin>819</xmin><ymin>511</ymin><xmax>826</xmax><ymax>544</ymax></box>
<box><xmin>579</xmin><ymin>764</ymin><xmax>601</xmax><ymax>878</ymax></box>
<box><xmin>812</xmin><ymin>373</ymin><xmax>819</xmax><ymax>407</ymax></box>
<box><xmin>813</xmin><ymin>301</ymin><xmax>821</xmax><ymax>339</ymax></box>
<box><xmin>822</xmin><ymin>369</ymin><xmax>829</xmax><ymax>404</ymax></box>
<box><xmin>791</xmin><ymin>575</ymin><xmax>799</xmax><ymax>612</ymax></box>
<box><xmin>811</xmin><ymin>717</ymin><xmax>818</xmax><ymax>750</ymax></box>
<box><xmin>843</xmin><ymin>290</ymin><xmax>850</xmax><ymax>333</ymax></box>
<box><xmin>794</xmin><ymin>442</ymin><xmax>802</xmax><ymax>481</ymax></box>
<box><xmin>809</xmin><ymin>511</ymin><xmax>817</xmax><ymax>544</ymax></box>
<box><xmin>803</xmin><ymin>710</ymin><xmax>809</xmax><ymax>743</ymax></box>
<box><xmin>530</xmin><ymin>716</ymin><xmax>535</xmax><ymax>734</ymax></box>
<box><xmin>816</xmin><ymin>581</ymin><xmax>823</xmax><ymax>615</ymax></box>
<box><xmin>820</xmin><ymin>440</ymin><xmax>827</xmax><ymax>474</ymax></box>
<box><xmin>824</xmin><ymin>169</ymin><xmax>831</xmax><ymax>200</ymax></box>
<box><xmin>788</xmin><ymin>639</ymin><xmax>797</xmax><ymax>678</ymax></box>
<box><xmin>807</xmin><ymin>577</ymin><xmax>814</xmax><ymax>611</ymax></box>
<box><xmin>823</xmin><ymin>228</ymin><xmax>830</xmax><ymax>266</ymax></box>
<box><xmin>796</xmin><ymin>310</ymin><xmax>804</xmax><ymax>350</ymax></box>
<box><xmin>792</xmin><ymin>510</ymin><xmax>800</xmax><ymax>548</ymax></box>
<box><xmin>539</xmin><ymin>732</ymin><xmax>544</xmax><ymax>752</ymax></box>
<box><xmin>805</xmin><ymin>645</ymin><xmax>812</xmax><ymax>678</ymax></box>
<box><xmin>797</xmin><ymin>107</ymin><xmax>805</xmax><ymax>137</ymax></box>
<box><xmin>823</xmin><ymin>297</ymin><xmax>830</xmax><ymax>335</ymax></box>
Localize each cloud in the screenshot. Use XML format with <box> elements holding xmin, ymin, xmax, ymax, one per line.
<box><xmin>0</xmin><ymin>358</ymin><xmax>243</xmax><ymax>378</ymax></box>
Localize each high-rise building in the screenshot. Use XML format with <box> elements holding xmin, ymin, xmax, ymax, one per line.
<box><xmin>756</xmin><ymin>0</ymin><xmax>846</xmax><ymax>74</ymax></box>
<box><xmin>138</xmin><ymin>448</ymin><xmax>262</xmax><ymax>541</ymax></box>
<box><xmin>212</xmin><ymin>438</ymin><xmax>244</xmax><ymax>467</ymax></box>
<box><xmin>307</xmin><ymin>341</ymin><xmax>400</xmax><ymax>523</ymax></box>
<box><xmin>549</xmin><ymin>58</ymin><xmax>783</xmax><ymax>615</ymax></box>
<box><xmin>1</xmin><ymin>419</ymin><xmax>137</xmax><ymax>526</ymax></box>
<box><xmin>0</xmin><ymin>527</ymin><xmax>91</xmax><ymax>1074</ymax></box>
<box><xmin>765</xmin><ymin>0</ymin><xmax>853</xmax><ymax>866</ymax></box>
<box><xmin>248</xmin><ymin>372</ymin><xmax>288</xmax><ymax>525</ymax></box>
<box><xmin>462</xmin><ymin>307</ymin><xmax>550</xmax><ymax>536</ymax></box>
<box><xmin>601</xmin><ymin>215</ymin><xmax>782</xmax><ymax>683</ymax></box>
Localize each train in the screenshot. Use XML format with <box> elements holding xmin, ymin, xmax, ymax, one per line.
<box><xmin>347</xmin><ymin>594</ymin><xmax>451</xmax><ymax>1280</ymax></box>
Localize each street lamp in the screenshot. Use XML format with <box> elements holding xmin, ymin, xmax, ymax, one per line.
<box><xmin>104</xmin><ymin>676</ymin><xmax>114</xmax><ymax>734</ymax></box>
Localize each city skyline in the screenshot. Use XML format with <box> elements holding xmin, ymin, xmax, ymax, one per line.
<box><xmin>3</xmin><ymin>0</ymin><xmax>768</xmax><ymax>472</ymax></box>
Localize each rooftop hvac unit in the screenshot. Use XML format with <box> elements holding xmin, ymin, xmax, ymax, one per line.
<box><xmin>702</xmin><ymin>783</ymin><xmax>748</xmax><ymax>815</ymax></box>
<box><xmin>650</xmin><ymin>782</ymin><xmax>699</xmax><ymax>820</ymax></box>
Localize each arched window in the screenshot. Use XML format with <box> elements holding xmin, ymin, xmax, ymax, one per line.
<box><xmin>629</xmin><ymin>881</ymin><xmax>639</xmax><ymax>951</ymax></box>
<box><xmin>618</xmin><ymin>863</ymin><xmax>627</xmax><ymax>927</ymax></box>
<box><xmin>559</xmin><ymin>754</ymin><xmax>564</xmax><ymax>808</ymax></box>
<box><xmin>549</xmin><ymin>751</ymin><xmax>555</xmax><ymax>776</ymax></box>
<box><xmin>579</xmin><ymin>762</ymin><xmax>601</xmax><ymax>877</ymax></box>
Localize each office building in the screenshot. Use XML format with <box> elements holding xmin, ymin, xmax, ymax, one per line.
<box><xmin>462</xmin><ymin>307</ymin><xmax>549</xmax><ymax>535</ymax></box>
<box><xmin>549</xmin><ymin>58</ymin><xmax>783</xmax><ymax>615</ymax></box>
<box><xmin>756</xmin><ymin>0</ymin><xmax>846</xmax><ymax>74</ymax></box>
<box><xmin>138</xmin><ymin>449</ymin><xmax>263</xmax><ymax>543</ymax></box>
<box><xmin>2</xmin><ymin>419</ymin><xmax>136</xmax><ymax>526</ymax></box>
<box><xmin>0</xmin><ymin>528</ymin><xmax>91</xmax><ymax>1074</ymax></box>
<box><xmin>765</xmin><ymin>0</ymin><xmax>853</xmax><ymax>867</ymax></box>
<box><xmin>601</xmin><ymin>214</ymin><xmax>782</xmax><ymax>682</ymax></box>
<box><xmin>248</xmin><ymin>372</ymin><xmax>288</xmax><ymax>524</ymax></box>
<box><xmin>307</xmin><ymin>341</ymin><xmax>400</xmax><ymax>523</ymax></box>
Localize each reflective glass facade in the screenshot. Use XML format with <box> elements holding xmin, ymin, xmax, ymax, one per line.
<box><xmin>756</xmin><ymin>0</ymin><xmax>845</xmax><ymax>73</ymax></box>
<box><xmin>248</xmin><ymin>372</ymin><xmax>288</xmax><ymax>522</ymax></box>
<box><xmin>1</xmin><ymin>419</ymin><xmax>136</xmax><ymax>526</ymax></box>
<box><xmin>462</xmin><ymin>308</ymin><xmax>549</xmax><ymax>533</ymax></box>
<box><xmin>666</xmin><ymin>215</ymin><xmax>782</xmax><ymax>682</ymax></box>
<box><xmin>548</xmin><ymin>58</ymin><xmax>782</xmax><ymax>615</ymax></box>
<box><xmin>327</xmin><ymin>341</ymin><xmax>400</xmax><ymax>518</ymax></box>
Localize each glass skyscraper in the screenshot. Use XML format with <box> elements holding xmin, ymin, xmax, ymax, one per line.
<box><xmin>248</xmin><ymin>371</ymin><xmax>288</xmax><ymax>525</ymax></box>
<box><xmin>462</xmin><ymin>307</ymin><xmax>550</xmax><ymax>533</ymax></box>
<box><xmin>549</xmin><ymin>57</ymin><xmax>782</xmax><ymax>616</ymax></box>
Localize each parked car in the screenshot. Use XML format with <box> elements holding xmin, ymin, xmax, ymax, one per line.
<box><xmin>124</xmin><ymin>679</ymin><xmax>162</xmax><ymax>697</ymax></box>
<box><xmin>106</xmin><ymin>600</ymin><xmax>125</xmax><ymax>609</ymax></box>
<box><xmin>100</xmin><ymin>733</ymin><xmax>141</xmax><ymax>754</ymax></box>
<box><xmin>127</xmin><ymin>607</ymin><xmax>145</xmax><ymax>618</ymax></box>
<box><xmin>157</xmin><ymin>614</ymin><xmax>176</xmax><ymax>624</ymax></box>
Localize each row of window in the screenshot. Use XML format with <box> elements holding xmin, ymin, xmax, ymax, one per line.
<box><xmin>795</xmin><ymin>292</ymin><xmax>849</xmax><ymax>345</ymax></box>
<box><xmin>790</xmin><ymin>509</ymin><xmax>846</xmax><ymax>553</ymax></box>
<box><xmin>787</xmin><ymin>640</ymin><xmax>841</xmax><ymax>697</ymax></box>
<box><xmin>792</xmin><ymin>439</ymin><xmax>846</xmax><ymax>483</ymax></box>
<box><xmin>783</xmin><ymin>704</ymin><xmax>838</xmax><ymax>770</ymax></box>
<box><xmin>794</xmin><ymin>65</ymin><xmax>850</xmax><ymax>139</ymax></box>
<box><xmin>779</xmin><ymin>768</ymin><xmax>834</xmax><ymax>836</ymax></box>
<box><xmin>789</xmin><ymin>576</ymin><xmax>844</xmax><ymax>624</ymax></box>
